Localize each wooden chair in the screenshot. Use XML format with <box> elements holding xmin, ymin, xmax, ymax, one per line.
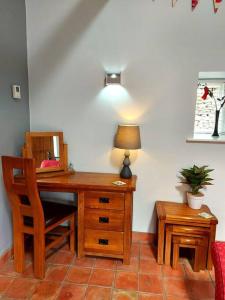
<box><xmin>1</xmin><ymin>156</ymin><xmax>76</xmax><ymax>279</ymax></box>
<box><xmin>172</xmin><ymin>235</ymin><xmax>208</xmax><ymax>271</ymax></box>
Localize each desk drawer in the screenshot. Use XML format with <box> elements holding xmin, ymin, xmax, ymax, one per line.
<box><xmin>84</xmin><ymin>208</ymin><xmax>124</xmax><ymax>231</ymax></box>
<box><xmin>84</xmin><ymin>229</ymin><xmax>124</xmax><ymax>255</ymax></box>
<box><xmin>84</xmin><ymin>192</ymin><xmax>124</xmax><ymax>210</ymax></box>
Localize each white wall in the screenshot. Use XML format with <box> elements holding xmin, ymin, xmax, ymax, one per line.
<box><xmin>0</xmin><ymin>0</ymin><xmax>30</xmax><ymax>255</ymax></box>
<box><xmin>26</xmin><ymin>0</ymin><xmax>225</xmax><ymax>239</ymax></box>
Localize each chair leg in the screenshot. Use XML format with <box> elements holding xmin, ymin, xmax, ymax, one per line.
<box><xmin>69</xmin><ymin>215</ymin><xmax>75</xmax><ymax>254</ymax></box>
<box><xmin>172</xmin><ymin>243</ymin><xmax>179</xmax><ymax>269</ymax></box>
<box><xmin>34</xmin><ymin>232</ymin><xmax>45</xmax><ymax>279</ymax></box>
<box><xmin>165</xmin><ymin>230</ymin><xmax>172</xmax><ymax>265</ymax></box>
<box><xmin>13</xmin><ymin>231</ymin><xmax>25</xmax><ymax>273</ymax></box>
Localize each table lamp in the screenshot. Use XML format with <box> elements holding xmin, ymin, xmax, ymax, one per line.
<box><xmin>114</xmin><ymin>124</ymin><xmax>141</xmax><ymax>179</ymax></box>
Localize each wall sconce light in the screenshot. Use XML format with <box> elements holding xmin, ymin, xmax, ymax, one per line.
<box><xmin>104</xmin><ymin>73</ymin><xmax>121</xmax><ymax>86</ymax></box>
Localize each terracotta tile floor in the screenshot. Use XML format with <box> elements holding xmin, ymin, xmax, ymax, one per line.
<box><xmin>0</xmin><ymin>242</ymin><xmax>215</xmax><ymax>300</ymax></box>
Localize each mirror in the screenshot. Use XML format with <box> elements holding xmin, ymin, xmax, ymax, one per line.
<box><xmin>23</xmin><ymin>132</ymin><xmax>66</xmax><ymax>173</ymax></box>
<box><xmin>31</xmin><ymin>135</ymin><xmax>60</xmax><ymax>168</ymax></box>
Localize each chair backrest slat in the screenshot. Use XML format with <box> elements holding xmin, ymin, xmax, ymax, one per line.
<box><xmin>11</xmin><ymin>183</ymin><xmax>28</xmax><ymax>195</ymax></box>
<box><xmin>20</xmin><ymin>204</ymin><xmax>33</xmax><ymax>217</ymax></box>
<box><xmin>1</xmin><ymin>156</ymin><xmax>44</xmax><ymax>224</ymax></box>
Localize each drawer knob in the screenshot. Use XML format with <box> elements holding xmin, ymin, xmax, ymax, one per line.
<box><xmin>98</xmin><ymin>239</ymin><xmax>109</xmax><ymax>245</ymax></box>
<box><xmin>99</xmin><ymin>197</ymin><xmax>109</xmax><ymax>204</ymax></box>
<box><xmin>99</xmin><ymin>217</ymin><xmax>109</xmax><ymax>223</ymax></box>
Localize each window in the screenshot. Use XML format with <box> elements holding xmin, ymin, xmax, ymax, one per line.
<box><xmin>194</xmin><ymin>72</ymin><xmax>225</xmax><ymax>136</ymax></box>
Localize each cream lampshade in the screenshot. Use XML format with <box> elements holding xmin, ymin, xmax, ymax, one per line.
<box><xmin>114</xmin><ymin>125</ymin><xmax>141</xmax><ymax>179</ymax></box>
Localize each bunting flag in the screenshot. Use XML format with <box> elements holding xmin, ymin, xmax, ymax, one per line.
<box><xmin>213</xmin><ymin>0</ymin><xmax>222</xmax><ymax>13</ymax></box>
<box><xmin>169</xmin><ymin>0</ymin><xmax>223</xmax><ymax>12</ymax></box>
<box><xmin>192</xmin><ymin>0</ymin><xmax>199</xmax><ymax>10</ymax></box>
<box><xmin>172</xmin><ymin>0</ymin><xmax>178</xmax><ymax>7</ymax></box>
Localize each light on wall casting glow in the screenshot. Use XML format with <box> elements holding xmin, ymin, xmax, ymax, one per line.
<box><xmin>104</xmin><ymin>73</ymin><xmax>121</xmax><ymax>86</ymax></box>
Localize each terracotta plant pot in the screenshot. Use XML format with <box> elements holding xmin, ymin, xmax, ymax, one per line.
<box><xmin>187</xmin><ymin>192</ymin><xmax>204</xmax><ymax>209</ymax></box>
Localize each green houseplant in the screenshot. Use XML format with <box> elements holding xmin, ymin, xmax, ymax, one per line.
<box><xmin>179</xmin><ymin>165</ymin><xmax>214</xmax><ymax>209</ymax></box>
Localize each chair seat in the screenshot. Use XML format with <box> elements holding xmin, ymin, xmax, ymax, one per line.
<box><xmin>41</xmin><ymin>197</ymin><xmax>76</xmax><ymax>207</ymax></box>
<box><xmin>24</xmin><ymin>201</ymin><xmax>76</xmax><ymax>228</ymax></box>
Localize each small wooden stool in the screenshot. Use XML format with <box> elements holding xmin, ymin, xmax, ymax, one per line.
<box><xmin>165</xmin><ymin>224</ymin><xmax>209</xmax><ymax>266</ymax></box>
<box><xmin>172</xmin><ymin>235</ymin><xmax>208</xmax><ymax>272</ymax></box>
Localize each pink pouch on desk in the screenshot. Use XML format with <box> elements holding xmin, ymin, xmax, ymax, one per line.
<box><xmin>40</xmin><ymin>160</ymin><xmax>60</xmax><ymax>168</ymax></box>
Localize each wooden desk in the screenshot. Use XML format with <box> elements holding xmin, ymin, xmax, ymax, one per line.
<box><xmin>37</xmin><ymin>172</ymin><xmax>137</xmax><ymax>264</ymax></box>
<box><xmin>156</xmin><ymin>201</ymin><xmax>218</xmax><ymax>269</ymax></box>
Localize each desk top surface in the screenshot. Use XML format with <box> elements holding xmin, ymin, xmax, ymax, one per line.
<box><xmin>156</xmin><ymin>201</ymin><xmax>218</xmax><ymax>225</ymax></box>
<box><xmin>37</xmin><ymin>171</ymin><xmax>137</xmax><ymax>192</ymax></box>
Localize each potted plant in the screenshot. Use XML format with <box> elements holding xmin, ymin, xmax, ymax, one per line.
<box><xmin>179</xmin><ymin>165</ymin><xmax>214</xmax><ymax>209</ymax></box>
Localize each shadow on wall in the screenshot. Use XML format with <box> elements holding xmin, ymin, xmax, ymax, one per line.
<box><xmin>148</xmin><ymin>208</ymin><xmax>157</xmax><ymax>234</ymax></box>
<box><xmin>175</xmin><ymin>183</ymin><xmax>188</xmax><ymax>203</ymax></box>
<box><xmin>0</xmin><ymin>172</ymin><xmax>11</xmax><ymax>217</ymax></box>
<box><xmin>31</xmin><ymin>0</ymin><xmax>107</xmax><ymax>94</ymax></box>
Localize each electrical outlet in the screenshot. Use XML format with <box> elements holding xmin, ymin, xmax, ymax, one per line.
<box><xmin>12</xmin><ymin>85</ymin><xmax>21</xmax><ymax>100</ymax></box>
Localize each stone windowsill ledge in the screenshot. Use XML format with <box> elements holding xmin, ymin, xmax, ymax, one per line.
<box><xmin>186</xmin><ymin>133</ymin><xmax>225</xmax><ymax>144</ymax></box>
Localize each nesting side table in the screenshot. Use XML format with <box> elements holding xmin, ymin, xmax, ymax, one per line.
<box><xmin>155</xmin><ymin>201</ymin><xmax>218</xmax><ymax>270</ymax></box>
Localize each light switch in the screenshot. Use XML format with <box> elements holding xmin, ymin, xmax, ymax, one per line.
<box><xmin>12</xmin><ymin>85</ymin><xmax>21</xmax><ymax>99</ymax></box>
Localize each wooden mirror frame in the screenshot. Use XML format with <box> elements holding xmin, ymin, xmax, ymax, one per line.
<box><xmin>22</xmin><ymin>131</ymin><xmax>68</xmax><ymax>174</ymax></box>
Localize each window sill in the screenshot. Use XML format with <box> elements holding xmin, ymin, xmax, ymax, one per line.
<box><xmin>186</xmin><ymin>134</ymin><xmax>225</xmax><ymax>144</ymax></box>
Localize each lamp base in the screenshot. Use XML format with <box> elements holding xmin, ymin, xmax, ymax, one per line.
<box><xmin>120</xmin><ymin>150</ymin><xmax>132</xmax><ymax>179</ymax></box>
<box><xmin>120</xmin><ymin>165</ymin><xmax>132</xmax><ymax>179</ymax></box>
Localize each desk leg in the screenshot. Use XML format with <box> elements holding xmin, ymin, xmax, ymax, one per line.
<box><xmin>157</xmin><ymin>219</ymin><xmax>165</xmax><ymax>265</ymax></box>
<box><xmin>77</xmin><ymin>191</ymin><xmax>85</xmax><ymax>258</ymax></box>
<box><xmin>123</xmin><ymin>192</ymin><xmax>132</xmax><ymax>265</ymax></box>
<box><xmin>207</xmin><ymin>224</ymin><xmax>216</xmax><ymax>270</ymax></box>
